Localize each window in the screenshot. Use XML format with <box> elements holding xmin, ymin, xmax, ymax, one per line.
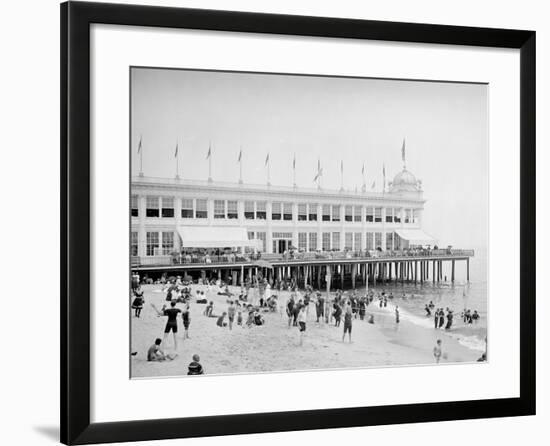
<box><xmin>247</xmin><ymin>231</ymin><xmax>255</xmax><ymax>240</ymax></box>
<box><xmin>386</xmin><ymin>232</ymin><xmax>393</xmax><ymax>251</ymax></box>
<box><xmin>283</xmin><ymin>203</ymin><xmax>293</xmax><ymax>221</ymax></box>
<box><xmin>375</xmin><ymin>232</ymin><xmax>382</xmax><ymax>250</ymax></box>
<box><xmin>162</xmin><ymin>231</ymin><xmax>174</xmax><ymax>255</ymax></box>
<box><xmin>256</xmin><ymin>201</ymin><xmax>266</xmax><ymax>220</ymax></box>
<box><xmin>412</xmin><ymin>209</ymin><xmax>418</xmax><ymax>223</ymax></box>
<box><xmin>322</xmin><ymin>205</ymin><xmax>331</xmax><ymax>221</ymax></box>
<box><xmin>214</xmin><ymin>200</ymin><xmax>225</xmax><ymax>219</ymax></box>
<box><xmin>257</xmin><ymin>232</ymin><xmax>266</xmax><ymax>252</ymax></box>
<box><xmin>131</xmin><ymin>195</ymin><xmax>138</xmax><ymax>217</ymax></box>
<box><xmin>345</xmin><ymin>205</ymin><xmax>353</xmax><ymax>222</ymax></box>
<box><xmin>366</xmin><ymin>207</ymin><xmax>374</xmax><ymax>223</ymax></box>
<box><xmin>374</xmin><ymin>207</ymin><xmax>382</xmax><ymax>222</ymax></box>
<box><xmin>386</xmin><ymin>208</ymin><xmax>393</xmax><ymax>223</ymax></box>
<box><xmin>298</xmin><ymin>203</ymin><xmax>307</xmax><ymax>221</ymax></box>
<box><xmin>366</xmin><ymin>232</ymin><xmax>374</xmax><ymax>250</ymax></box>
<box><xmin>146</xmin><ymin>196</ymin><xmax>159</xmax><ymax>217</ymax></box>
<box><xmin>354</xmin><ymin>206</ymin><xmax>362</xmax><ymax>222</ymax></box>
<box><xmin>161</xmin><ymin>197</ymin><xmax>174</xmax><ymax>218</ymax></box>
<box><xmin>272</xmin><ymin>202</ymin><xmax>281</xmax><ymax>220</ymax></box>
<box><xmin>309</xmin><ymin>232</ymin><xmax>317</xmax><ymax>251</ymax></box>
<box><xmin>332</xmin><ymin>205</ymin><xmax>340</xmax><ymax>222</ymax></box>
<box><xmin>244</xmin><ymin>201</ymin><xmax>255</xmax><ymax>219</ymax></box>
<box><xmin>394</xmin><ymin>208</ymin><xmax>401</xmax><ymax>223</ymax></box>
<box><xmin>298</xmin><ymin>232</ymin><xmax>307</xmax><ymax>250</ymax></box>
<box><xmin>354</xmin><ymin>232</ymin><xmax>362</xmax><ymax>251</ymax></box>
<box><xmin>196</xmin><ymin>199</ymin><xmax>207</xmax><ymax>218</ymax></box>
<box><xmin>181</xmin><ymin>199</ymin><xmax>193</xmax><ymax>218</ymax></box>
<box><xmin>322</xmin><ymin>232</ymin><xmax>331</xmax><ymax>251</ymax></box>
<box><xmin>131</xmin><ymin>232</ymin><xmax>138</xmax><ymax>256</ymax></box>
<box><xmin>146</xmin><ymin>231</ymin><xmax>159</xmax><ymax>256</ymax></box>
<box><xmin>332</xmin><ymin>232</ymin><xmax>340</xmax><ymax>250</ymax></box>
<box><xmin>345</xmin><ymin>232</ymin><xmax>353</xmax><ymax>250</ymax></box>
<box><xmin>308</xmin><ymin>204</ymin><xmax>318</xmax><ymax>221</ymax></box>
<box><xmin>227</xmin><ymin>200</ymin><xmax>238</xmax><ymax>219</ymax></box>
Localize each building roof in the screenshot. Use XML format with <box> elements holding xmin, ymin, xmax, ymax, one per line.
<box><xmin>132</xmin><ymin>175</ymin><xmax>425</xmax><ymax>204</ymax></box>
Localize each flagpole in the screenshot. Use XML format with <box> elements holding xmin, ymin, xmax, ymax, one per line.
<box><xmin>340</xmin><ymin>160</ymin><xmax>344</xmax><ymax>192</ymax></box>
<box><xmin>267</xmin><ymin>154</ymin><xmax>271</xmax><ymax>186</ymax></box>
<box><xmin>175</xmin><ymin>142</ymin><xmax>180</xmax><ymax>180</ymax></box>
<box><xmin>138</xmin><ymin>135</ymin><xmax>143</xmax><ymax>177</ymax></box>
<box><xmin>208</xmin><ymin>142</ymin><xmax>212</xmax><ymax>183</ymax></box>
<box><xmin>239</xmin><ymin>147</ymin><xmax>243</xmax><ymax>184</ymax></box>
<box><xmin>293</xmin><ymin>154</ymin><xmax>296</xmax><ymax>189</ymax></box>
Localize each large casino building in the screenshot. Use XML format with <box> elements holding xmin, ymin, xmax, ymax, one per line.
<box><xmin>131</xmin><ymin>165</ymin><xmax>437</xmax><ymax>266</ymax></box>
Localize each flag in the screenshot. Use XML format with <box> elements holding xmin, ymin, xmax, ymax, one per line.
<box><xmin>341</xmin><ymin>160</ymin><xmax>344</xmax><ymax>174</ymax></box>
<box><xmin>137</xmin><ymin>136</ymin><xmax>142</xmax><ymax>153</ymax></box>
<box><xmin>238</xmin><ymin>149</ymin><xmax>242</xmax><ymax>163</ymax></box>
<box><xmin>313</xmin><ymin>168</ymin><xmax>323</xmax><ymax>182</ymax></box>
<box><xmin>361</xmin><ymin>164</ymin><xmax>365</xmax><ymax>175</ymax></box>
<box><xmin>206</xmin><ymin>144</ymin><xmax>211</xmax><ymax>159</ymax></box>
<box><xmin>401</xmin><ymin>138</ymin><xmax>406</xmax><ymax>163</ymax></box>
<box><xmin>383</xmin><ymin>164</ymin><xmax>386</xmax><ymax>177</ymax></box>
<box><xmin>371</xmin><ymin>181</ymin><xmax>375</xmax><ymax>189</ymax></box>
<box><xmin>174</xmin><ymin>143</ymin><xmax>178</xmax><ymax>158</ymax></box>
<box><xmin>293</xmin><ymin>153</ymin><xmax>296</xmax><ymax>169</ymax></box>
<box><xmin>265</xmin><ymin>153</ymin><xmax>270</xmax><ymax>166</ymax></box>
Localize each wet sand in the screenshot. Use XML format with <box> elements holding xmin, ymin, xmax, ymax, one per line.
<box><xmin>131</xmin><ymin>284</ymin><xmax>483</xmax><ymax>378</ymax></box>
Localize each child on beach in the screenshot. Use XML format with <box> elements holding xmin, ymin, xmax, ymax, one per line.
<box><xmin>227</xmin><ymin>301</ymin><xmax>236</xmax><ymax>330</ymax></box>
<box><xmin>216</xmin><ymin>312</ymin><xmax>227</xmax><ymax>327</ymax></box>
<box><xmin>298</xmin><ymin>306</ymin><xmax>307</xmax><ymax>346</ymax></box>
<box><xmin>237</xmin><ymin>310</ymin><xmax>243</xmax><ymax>326</ymax></box>
<box><xmin>147</xmin><ymin>338</ymin><xmax>176</xmax><ymax>361</ymax></box>
<box><xmin>333</xmin><ymin>303</ymin><xmax>342</xmax><ymax>327</ymax></box>
<box><xmin>395</xmin><ymin>306</ymin><xmax>400</xmax><ymax>323</ymax></box>
<box><xmin>131</xmin><ymin>290</ymin><xmax>145</xmax><ymax>318</ymax></box>
<box><xmin>433</xmin><ymin>339</ymin><xmax>443</xmax><ymax>363</ymax></box>
<box><xmin>187</xmin><ymin>354</ymin><xmax>205</xmax><ymax>375</ymax></box>
<box><xmin>204</xmin><ymin>301</ymin><xmax>214</xmax><ymax>317</ymax></box>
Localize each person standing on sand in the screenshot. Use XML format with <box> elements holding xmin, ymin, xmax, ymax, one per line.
<box><xmin>445</xmin><ymin>310</ymin><xmax>454</xmax><ymax>330</ymax></box>
<box><xmin>298</xmin><ymin>305</ymin><xmax>307</xmax><ymax>346</ymax></box>
<box><xmin>227</xmin><ymin>300</ymin><xmax>236</xmax><ymax>330</ymax></box>
<box><xmin>395</xmin><ymin>306</ymin><xmax>400</xmax><ymax>323</ymax></box>
<box><xmin>181</xmin><ymin>303</ymin><xmax>191</xmax><ymax>339</ymax></box>
<box><xmin>151</xmin><ymin>300</ymin><xmax>181</xmax><ymax>351</ymax></box>
<box><xmin>438</xmin><ymin>308</ymin><xmax>445</xmax><ymax>328</ymax></box>
<box><xmin>433</xmin><ymin>339</ymin><xmax>443</xmax><ymax>363</ymax></box>
<box><xmin>315</xmin><ymin>292</ymin><xmax>325</xmax><ymax>323</ymax></box>
<box><xmin>342</xmin><ymin>302</ymin><xmax>353</xmax><ymax>343</ymax></box>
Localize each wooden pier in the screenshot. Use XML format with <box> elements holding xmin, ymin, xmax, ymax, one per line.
<box><xmin>133</xmin><ymin>250</ymin><xmax>474</xmax><ymax>289</ymax></box>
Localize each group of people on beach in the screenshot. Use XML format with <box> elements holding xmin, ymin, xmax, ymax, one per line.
<box><xmin>132</xmin><ymin>271</ymin><xmax>485</xmax><ymax>374</ymax></box>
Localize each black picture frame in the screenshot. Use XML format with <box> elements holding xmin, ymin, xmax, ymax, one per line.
<box><xmin>61</xmin><ymin>1</ymin><xmax>536</xmax><ymax>444</ymax></box>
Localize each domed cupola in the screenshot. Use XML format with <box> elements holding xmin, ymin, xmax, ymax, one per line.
<box><xmin>388</xmin><ymin>138</ymin><xmax>422</xmax><ymax>193</ymax></box>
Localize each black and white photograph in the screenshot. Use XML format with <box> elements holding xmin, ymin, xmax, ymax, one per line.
<box><xmin>129</xmin><ymin>67</ymin><xmax>488</xmax><ymax>378</ymax></box>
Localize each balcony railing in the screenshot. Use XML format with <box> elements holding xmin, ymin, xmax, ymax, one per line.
<box><xmin>132</xmin><ymin>248</ymin><xmax>474</xmax><ymax>268</ymax></box>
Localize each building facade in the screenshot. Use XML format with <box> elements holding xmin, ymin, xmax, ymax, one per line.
<box><xmin>131</xmin><ymin>167</ymin><xmax>431</xmax><ymax>260</ymax></box>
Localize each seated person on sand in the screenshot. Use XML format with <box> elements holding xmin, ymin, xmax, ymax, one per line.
<box><xmin>147</xmin><ymin>338</ymin><xmax>176</xmax><ymax>361</ymax></box>
<box><xmin>253</xmin><ymin>311</ymin><xmax>265</xmax><ymax>326</ymax></box>
<box><xmin>204</xmin><ymin>301</ymin><xmax>214</xmax><ymax>317</ymax></box>
<box><xmin>246</xmin><ymin>310</ymin><xmax>255</xmax><ymax>327</ymax></box>
<box><xmin>216</xmin><ymin>312</ymin><xmax>228</xmax><ymax>327</ymax></box>
<box><xmin>187</xmin><ymin>354</ymin><xmax>205</xmax><ymax>375</ymax></box>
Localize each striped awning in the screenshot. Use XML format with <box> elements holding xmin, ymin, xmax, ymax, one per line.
<box><xmin>395</xmin><ymin>229</ymin><xmax>437</xmax><ymax>246</ymax></box>
<box><xmin>177</xmin><ymin>226</ymin><xmax>258</xmax><ymax>248</ymax></box>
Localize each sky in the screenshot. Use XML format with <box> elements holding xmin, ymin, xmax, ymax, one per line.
<box><xmin>131</xmin><ymin>67</ymin><xmax>488</xmax><ymax>251</ymax></box>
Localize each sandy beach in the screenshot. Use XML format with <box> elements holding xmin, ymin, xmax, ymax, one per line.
<box><xmin>130</xmin><ymin>283</ymin><xmax>484</xmax><ymax>378</ymax></box>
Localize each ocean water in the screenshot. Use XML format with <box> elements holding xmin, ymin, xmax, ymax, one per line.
<box><xmin>343</xmin><ymin>247</ymin><xmax>488</xmax><ymax>353</ymax></box>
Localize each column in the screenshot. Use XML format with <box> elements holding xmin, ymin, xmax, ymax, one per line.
<box><xmin>173</xmin><ymin>197</ymin><xmax>182</xmax><ymax>252</ymax></box>
<box><xmin>138</xmin><ymin>195</ymin><xmax>146</xmax><ymax>257</ymax></box>
<box><xmin>266</xmin><ymin>201</ymin><xmax>273</xmax><ymax>254</ymax></box>
<box><xmin>292</xmin><ymin>202</ymin><xmax>299</xmax><ymax>250</ymax></box>
<box><xmin>317</xmin><ymin>203</ymin><xmax>322</xmax><ymax>252</ymax></box>
<box><xmin>340</xmin><ymin>203</ymin><xmax>345</xmax><ymax>251</ymax></box>
<box><xmin>361</xmin><ymin>205</ymin><xmax>367</xmax><ymax>251</ymax></box>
